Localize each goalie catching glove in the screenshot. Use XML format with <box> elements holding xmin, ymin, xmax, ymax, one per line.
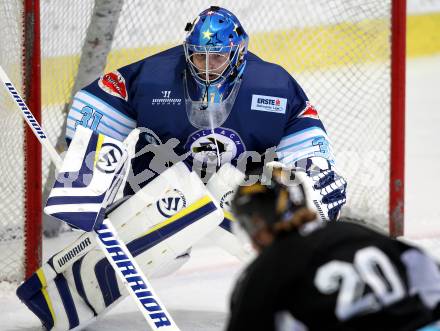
<box><xmin>300</xmin><ymin>157</ymin><xmax>346</xmax><ymax>221</ymax></box>
<box><xmin>311</xmin><ymin>168</ymin><xmax>347</xmax><ymax>221</ymax></box>
<box><xmin>274</xmin><ymin>156</ymin><xmax>347</xmax><ymax>222</ymax></box>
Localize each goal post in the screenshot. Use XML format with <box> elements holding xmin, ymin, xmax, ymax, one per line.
<box><xmin>23</xmin><ymin>0</ymin><xmax>43</xmax><ymax>279</ymax></box>
<box><xmin>0</xmin><ymin>0</ymin><xmax>42</xmax><ymax>282</ymax></box>
<box><xmin>0</xmin><ymin>0</ymin><xmax>407</xmax><ymax>283</ymax></box>
<box><xmin>390</xmin><ymin>0</ymin><xmax>406</xmax><ymax>237</ymax></box>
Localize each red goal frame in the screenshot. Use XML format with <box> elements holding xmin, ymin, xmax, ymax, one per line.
<box><xmin>390</xmin><ymin>0</ymin><xmax>406</xmax><ymax>237</ymax></box>
<box><xmin>21</xmin><ymin>0</ymin><xmax>406</xmax><ymax>279</ymax></box>
<box><xmin>23</xmin><ymin>0</ymin><xmax>42</xmax><ymax>278</ymax></box>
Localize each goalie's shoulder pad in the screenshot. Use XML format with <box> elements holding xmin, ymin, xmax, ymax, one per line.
<box><xmin>44</xmin><ymin>126</ymin><xmax>129</xmax><ymax>231</ymax></box>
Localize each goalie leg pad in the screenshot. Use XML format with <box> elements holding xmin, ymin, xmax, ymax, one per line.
<box><xmin>205</xmin><ymin>163</ymin><xmax>254</xmax><ymax>262</ymax></box>
<box><xmin>18</xmin><ymin>162</ymin><xmax>223</xmax><ymax>330</ymax></box>
<box><xmin>17</xmin><ymin>264</ymin><xmax>96</xmax><ymax>331</ymax></box>
<box><xmin>16</xmin><ymin>271</ymin><xmax>55</xmax><ymax>330</ymax></box>
<box><xmin>18</xmin><ymin>199</ymin><xmax>219</xmax><ymax>330</ymax></box>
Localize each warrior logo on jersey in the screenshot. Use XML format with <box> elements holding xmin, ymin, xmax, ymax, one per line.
<box><xmin>298</xmin><ymin>101</ymin><xmax>319</xmax><ymax>120</ymax></box>
<box><xmin>156</xmin><ymin>189</ymin><xmax>187</xmax><ymax>218</ymax></box>
<box><xmin>98</xmin><ymin>71</ymin><xmax>128</xmax><ymax>101</ymax></box>
<box><xmin>151</xmin><ymin>90</ymin><xmax>182</xmax><ymax>106</ymax></box>
<box><xmin>185</xmin><ymin>127</ymin><xmax>245</xmax><ymax>168</ymax></box>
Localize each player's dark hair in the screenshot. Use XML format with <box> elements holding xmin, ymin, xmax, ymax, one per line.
<box><xmin>272</xmin><ymin>207</ymin><xmax>316</xmax><ymax>234</ymax></box>
<box><xmin>232</xmin><ymin>166</ymin><xmax>316</xmax><ymax>237</ymax></box>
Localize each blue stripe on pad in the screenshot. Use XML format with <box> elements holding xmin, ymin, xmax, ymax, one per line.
<box><xmin>54</xmin><ymin>273</ymin><xmax>79</xmax><ymax>329</ymax></box>
<box><xmin>129</xmin><ymin>201</ymin><xmax>217</xmax><ymax>256</ymax></box>
<box><xmin>16</xmin><ymin>276</ymin><xmax>55</xmax><ymax>331</ymax></box>
<box><xmin>54</xmin><ymin>131</ymin><xmax>99</xmax><ymax>188</ymax></box>
<box><xmin>51</xmin><ymin>212</ymin><xmax>98</xmax><ymax>232</ymax></box>
<box><xmin>94</xmin><ymin>201</ymin><xmax>218</xmax><ymax>307</ymax></box>
<box><xmin>94</xmin><ymin>258</ymin><xmax>121</xmax><ymax>307</ymax></box>
<box><xmin>219</xmin><ymin>218</ymin><xmax>232</xmax><ymax>232</ymax></box>
<box><xmin>73</xmin><ymin>257</ymin><xmax>97</xmax><ymax>316</ymax></box>
<box><xmin>16</xmin><ymin>272</ymin><xmax>43</xmax><ymax>300</ymax></box>
<box><xmin>47</xmin><ymin>193</ymin><xmax>106</xmax><ymax>206</ymax></box>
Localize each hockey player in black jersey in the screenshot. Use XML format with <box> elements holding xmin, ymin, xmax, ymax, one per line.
<box><xmin>227</xmin><ymin>166</ymin><xmax>440</xmax><ymax>331</ymax></box>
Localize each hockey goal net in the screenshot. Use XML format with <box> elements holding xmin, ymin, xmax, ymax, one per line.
<box><xmin>0</xmin><ymin>0</ymin><xmax>405</xmax><ymax>283</ymax></box>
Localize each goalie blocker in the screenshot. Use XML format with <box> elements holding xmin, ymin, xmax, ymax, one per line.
<box><xmin>17</xmin><ymin>151</ymin><xmax>224</xmax><ymax>329</ymax></box>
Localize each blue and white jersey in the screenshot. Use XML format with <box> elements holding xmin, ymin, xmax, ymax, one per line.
<box><xmin>66</xmin><ymin>46</ymin><xmax>334</xmax><ymax>195</ymax></box>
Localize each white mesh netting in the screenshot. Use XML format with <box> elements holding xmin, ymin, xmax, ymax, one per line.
<box><xmin>0</xmin><ymin>0</ymin><xmax>394</xmax><ymax>282</ymax></box>
<box><xmin>0</xmin><ymin>1</ymin><xmax>26</xmax><ymax>283</ymax></box>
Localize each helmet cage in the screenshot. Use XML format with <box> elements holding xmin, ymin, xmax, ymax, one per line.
<box><xmin>184</xmin><ymin>42</ymin><xmax>241</xmax><ymax>85</ymax></box>
<box><xmin>182</xmin><ymin>69</ymin><xmax>242</xmax><ymax>129</ymax></box>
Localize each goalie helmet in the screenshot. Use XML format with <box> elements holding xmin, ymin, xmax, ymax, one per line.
<box><xmin>231</xmin><ymin>167</ymin><xmax>309</xmax><ymax>237</ymax></box>
<box><xmin>183</xmin><ymin>6</ymin><xmax>249</xmax><ymax>129</ymax></box>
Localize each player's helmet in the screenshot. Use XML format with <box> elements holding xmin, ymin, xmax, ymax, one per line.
<box><xmin>183</xmin><ymin>6</ymin><xmax>249</xmax><ymax>129</ymax></box>
<box><xmin>231</xmin><ymin>167</ymin><xmax>309</xmax><ymax>237</ymax></box>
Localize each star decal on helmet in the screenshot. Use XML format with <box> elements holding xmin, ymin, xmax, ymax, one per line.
<box><xmin>233</xmin><ymin>23</ymin><xmax>239</xmax><ymax>35</ymax></box>
<box><xmin>206</xmin><ymin>32</ymin><xmax>222</xmax><ymax>46</ymax></box>
<box><xmin>202</xmin><ymin>29</ymin><xmax>213</xmax><ymax>39</ymax></box>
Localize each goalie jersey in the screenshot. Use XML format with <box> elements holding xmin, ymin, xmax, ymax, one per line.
<box><xmin>65</xmin><ymin>46</ymin><xmax>335</xmax><ymax>195</ymax></box>
<box><xmin>226</xmin><ymin>222</ymin><xmax>440</xmax><ymax>331</ymax></box>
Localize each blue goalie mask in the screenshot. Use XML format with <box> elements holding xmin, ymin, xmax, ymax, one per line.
<box><xmin>183</xmin><ymin>6</ymin><xmax>249</xmax><ymax>129</ymax></box>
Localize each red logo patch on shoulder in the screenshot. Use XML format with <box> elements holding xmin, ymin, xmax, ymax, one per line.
<box><xmin>298</xmin><ymin>101</ymin><xmax>319</xmax><ymax>120</ymax></box>
<box><xmin>98</xmin><ymin>71</ymin><xmax>128</xmax><ymax>101</ymax></box>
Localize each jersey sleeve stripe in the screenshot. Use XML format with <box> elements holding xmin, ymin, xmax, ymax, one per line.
<box><xmin>66</xmin><ymin>127</ymin><xmax>75</xmax><ymax>140</ymax></box>
<box><xmin>67</xmin><ymin>113</ymin><xmax>81</xmax><ymax>122</ymax></box>
<box><xmin>277</xmin><ymin>134</ymin><xmax>335</xmax><ymax>165</ymax></box>
<box><xmin>79</xmin><ymin>90</ymin><xmax>136</xmax><ymax>124</ymax></box>
<box><xmin>93</xmin><ymin>127</ymin><xmax>126</xmax><ymax>141</ymax></box>
<box><xmin>278</xmin><ymin>126</ymin><xmax>329</xmax><ymax>150</ymax></box>
<box><xmin>71</xmin><ymin>99</ymin><xmax>135</xmax><ymax>130</ymax></box>
<box><xmin>278</xmin><ymin>146</ymin><xmax>322</xmax><ymax>164</ymax></box>
<box><xmin>96</xmin><ymin>120</ymin><xmax>129</xmax><ymax>138</ymax></box>
<box><xmin>65</xmin><ymin>117</ymin><xmax>78</xmax><ymax>140</ymax></box>
<box><xmin>70</xmin><ymin>105</ymin><xmax>133</xmax><ymax>138</ymax></box>
<box><xmin>68</xmin><ymin>110</ymin><xmax>130</xmax><ymax>137</ymax></box>
<box><xmin>276</xmin><ymin>136</ymin><xmax>318</xmax><ymax>153</ymax></box>
<box><xmin>66</xmin><ymin>117</ymin><xmax>78</xmax><ymax>130</ymax></box>
<box><xmin>66</xmin><ymin>116</ymin><xmax>126</xmax><ymax>142</ymax></box>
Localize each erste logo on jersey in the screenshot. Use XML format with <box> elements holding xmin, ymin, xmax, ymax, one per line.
<box><xmin>98</xmin><ymin>71</ymin><xmax>128</xmax><ymax>101</ymax></box>
<box><xmin>298</xmin><ymin>101</ymin><xmax>319</xmax><ymax>120</ymax></box>
<box><xmin>156</xmin><ymin>189</ymin><xmax>187</xmax><ymax>218</ymax></box>
<box><xmin>251</xmin><ymin>94</ymin><xmax>287</xmax><ymax>114</ymax></box>
<box><xmin>185</xmin><ymin>127</ymin><xmax>245</xmax><ymax>168</ymax></box>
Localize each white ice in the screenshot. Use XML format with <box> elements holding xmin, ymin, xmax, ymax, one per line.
<box><xmin>0</xmin><ymin>55</ymin><xmax>439</xmax><ymax>331</ymax></box>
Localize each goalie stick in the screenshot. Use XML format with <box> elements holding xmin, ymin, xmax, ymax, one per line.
<box><xmin>0</xmin><ymin>65</ymin><xmax>180</xmax><ymax>331</ymax></box>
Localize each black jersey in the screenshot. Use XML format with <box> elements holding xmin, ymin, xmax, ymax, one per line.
<box><xmin>226</xmin><ymin>221</ymin><xmax>440</xmax><ymax>331</ymax></box>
